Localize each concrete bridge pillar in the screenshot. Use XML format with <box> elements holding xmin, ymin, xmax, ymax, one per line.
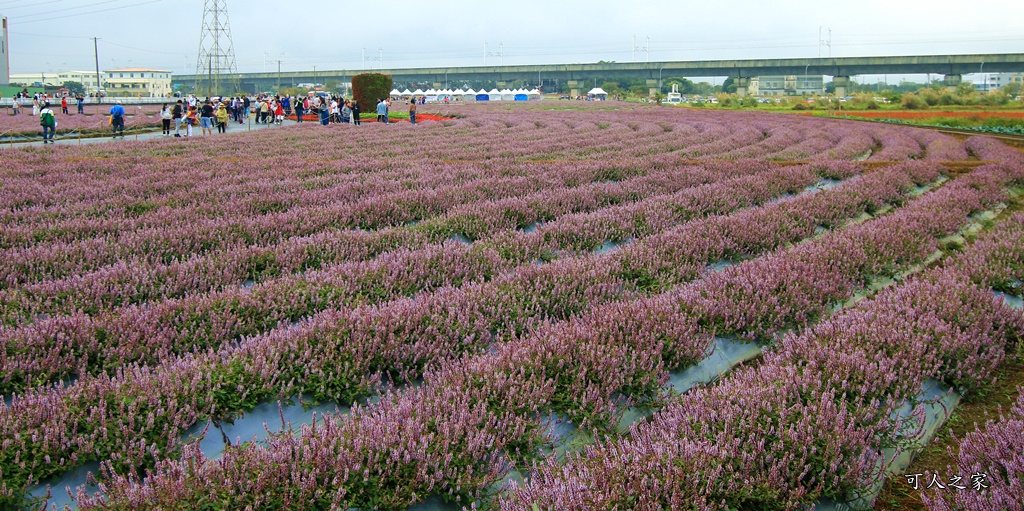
<box><xmin>646</xmin><ymin>79</ymin><xmax>660</xmax><ymax>97</ymax></box>
<box><xmin>833</xmin><ymin>76</ymin><xmax>850</xmax><ymax>98</ymax></box>
<box><xmin>567</xmin><ymin>80</ymin><xmax>580</xmax><ymax>97</ymax></box>
<box><xmin>735</xmin><ymin>77</ymin><xmax>751</xmax><ymax>97</ymax></box>
<box><xmin>944</xmin><ymin>74</ymin><xmax>962</xmax><ymax>86</ymax></box>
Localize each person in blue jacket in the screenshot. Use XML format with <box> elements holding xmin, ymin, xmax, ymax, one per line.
<box><xmin>376</xmin><ymin>98</ymin><xmax>388</xmax><ymax>124</ymax></box>
<box><xmin>109</xmin><ymin>101</ymin><xmax>126</xmax><ymax>137</ymax></box>
<box><xmin>318</xmin><ymin>102</ymin><xmax>330</xmax><ymax>125</ymax></box>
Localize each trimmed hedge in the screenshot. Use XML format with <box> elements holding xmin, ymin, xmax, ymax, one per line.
<box><xmin>352</xmin><ymin>73</ymin><xmax>393</xmax><ymax>112</ymax></box>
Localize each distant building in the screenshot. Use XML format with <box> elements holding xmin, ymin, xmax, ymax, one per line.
<box><xmin>751</xmin><ymin>75</ymin><xmax>824</xmax><ymax>96</ymax></box>
<box><xmin>10</xmin><ymin>71</ymin><xmax>103</xmax><ymax>91</ymax></box>
<box><xmin>104</xmin><ymin>68</ymin><xmax>172</xmax><ymax>97</ymax></box>
<box><xmin>58</xmin><ymin>71</ymin><xmax>103</xmax><ymax>92</ymax></box>
<box><xmin>1</xmin><ymin>16</ymin><xmax>8</xmax><ymax>86</ymax></box>
<box><xmin>972</xmin><ymin>73</ymin><xmax>1024</xmax><ymax>93</ymax></box>
<box><xmin>9</xmin><ymin>72</ymin><xmax>55</xmax><ymax>87</ymax></box>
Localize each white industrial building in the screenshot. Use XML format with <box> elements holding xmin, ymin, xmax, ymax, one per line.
<box><xmin>750</xmin><ymin>75</ymin><xmax>824</xmax><ymax>96</ymax></box>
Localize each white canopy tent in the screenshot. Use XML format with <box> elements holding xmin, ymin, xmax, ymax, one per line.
<box><xmin>588</xmin><ymin>87</ymin><xmax>608</xmax><ymax>100</ymax></box>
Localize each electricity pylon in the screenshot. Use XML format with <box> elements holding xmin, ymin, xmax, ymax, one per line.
<box><xmin>195</xmin><ymin>0</ymin><xmax>239</xmax><ymax>96</ymax></box>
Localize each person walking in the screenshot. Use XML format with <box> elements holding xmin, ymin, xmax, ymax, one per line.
<box><xmin>172</xmin><ymin>100</ymin><xmax>184</xmax><ymax>137</ymax></box>
<box><xmin>281</xmin><ymin>95</ymin><xmax>291</xmax><ymax>117</ymax></box>
<box><xmin>376</xmin><ymin>98</ymin><xmax>387</xmax><ymax>124</ymax></box>
<box><xmin>216</xmin><ymin>102</ymin><xmax>229</xmax><ymax>133</ymax></box>
<box><xmin>184</xmin><ymin>105</ymin><xmax>197</xmax><ymax>137</ymax></box>
<box><xmin>259</xmin><ymin>99</ymin><xmax>270</xmax><ymax>124</ymax></box>
<box><xmin>32</xmin><ymin>97</ymin><xmax>40</xmax><ymax>116</ymax></box>
<box><xmin>274</xmin><ymin>100</ymin><xmax>284</xmax><ymax>125</ymax></box>
<box><xmin>294</xmin><ymin>97</ymin><xmax>304</xmax><ymax>123</ymax></box>
<box><xmin>329</xmin><ymin>97</ymin><xmax>339</xmax><ymax>123</ymax></box>
<box><xmin>39</xmin><ymin>102</ymin><xmax>56</xmax><ymax>144</ymax></box>
<box><xmin>409</xmin><ymin>98</ymin><xmax>416</xmax><ymax>125</ymax></box>
<box><xmin>109</xmin><ymin>101</ymin><xmax>125</xmax><ymax>137</ymax></box>
<box><xmin>160</xmin><ymin>103</ymin><xmax>172</xmax><ymax>136</ymax></box>
<box><xmin>352</xmin><ymin>99</ymin><xmax>360</xmax><ymax>125</ymax></box>
<box><xmin>341</xmin><ymin>100</ymin><xmax>352</xmax><ymax>124</ymax></box>
<box><xmin>200</xmin><ymin>100</ymin><xmax>215</xmax><ymax>135</ymax></box>
<box><xmin>242</xmin><ymin>95</ymin><xmax>250</xmax><ymax>123</ymax></box>
<box><xmin>318</xmin><ymin>102</ymin><xmax>330</xmax><ymax>125</ymax></box>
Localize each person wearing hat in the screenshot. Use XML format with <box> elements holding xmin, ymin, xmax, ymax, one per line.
<box><xmin>109</xmin><ymin>100</ymin><xmax>126</xmax><ymax>137</ymax></box>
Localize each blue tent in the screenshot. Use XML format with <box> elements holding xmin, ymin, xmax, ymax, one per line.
<box><xmin>476</xmin><ymin>93</ymin><xmax>490</xmax><ymax>101</ymax></box>
<box><xmin>514</xmin><ymin>94</ymin><xmax>528</xmax><ymax>101</ymax></box>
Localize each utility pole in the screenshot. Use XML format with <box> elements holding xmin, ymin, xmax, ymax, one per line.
<box><xmin>93</xmin><ymin>37</ymin><xmax>102</xmax><ymax>103</ymax></box>
<box><xmin>277</xmin><ymin>59</ymin><xmax>282</xmax><ymax>91</ymax></box>
<box><xmin>818</xmin><ymin>27</ymin><xmax>832</xmax><ymax>58</ymax></box>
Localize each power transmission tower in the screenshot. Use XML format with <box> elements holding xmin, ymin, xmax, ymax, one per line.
<box><xmin>195</xmin><ymin>0</ymin><xmax>239</xmax><ymax>96</ymax></box>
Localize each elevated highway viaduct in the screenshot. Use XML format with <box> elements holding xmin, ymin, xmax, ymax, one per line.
<box><xmin>175</xmin><ymin>53</ymin><xmax>1024</xmax><ymax>97</ymax></box>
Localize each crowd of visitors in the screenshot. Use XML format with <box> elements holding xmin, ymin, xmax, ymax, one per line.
<box><xmin>12</xmin><ymin>92</ymin><xmax>86</xmax><ymax>117</ymax></box>
<box><xmin>35</xmin><ymin>92</ymin><xmax>410</xmax><ymax>142</ymax></box>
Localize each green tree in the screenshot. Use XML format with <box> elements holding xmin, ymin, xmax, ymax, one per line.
<box><xmin>600</xmin><ymin>81</ymin><xmax>624</xmax><ymax>97</ymax></box>
<box><xmin>721</xmin><ymin>77</ymin><xmax>737</xmax><ymax>94</ymax></box>
<box><xmin>352</xmin><ymin>73</ymin><xmax>393</xmax><ymax>111</ymax></box>
<box><xmin>691</xmin><ymin>82</ymin><xmax>716</xmax><ymax>95</ymax></box>
<box><xmin>663</xmin><ymin>77</ymin><xmax>696</xmax><ymax>94</ymax></box>
<box><xmin>62</xmin><ymin>81</ymin><xmax>85</xmax><ymax>95</ymax></box>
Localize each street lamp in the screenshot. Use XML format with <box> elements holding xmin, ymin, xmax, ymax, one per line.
<box><xmin>980</xmin><ymin>61</ymin><xmax>986</xmax><ymax>93</ymax></box>
<box><xmin>804</xmin><ymin>63</ymin><xmax>810</xmax><ymax>96</ymax></box>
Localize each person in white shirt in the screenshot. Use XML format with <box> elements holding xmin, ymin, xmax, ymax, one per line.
<box><xmin>160</xmin><ymin>103</ymin><xmax>173</xmax><ymax>136</ymax></box>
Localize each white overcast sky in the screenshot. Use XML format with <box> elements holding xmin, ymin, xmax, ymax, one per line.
<box><xmin>5</xmin><ymin>0</ymin><xmax>1023</xmax><ymax>82</ymax></box>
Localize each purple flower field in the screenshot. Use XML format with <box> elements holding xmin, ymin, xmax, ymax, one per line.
<box><xmin>0</xmin><ymin>102</ymin><xmax>1022</xmax><ymax>510</ymax></box>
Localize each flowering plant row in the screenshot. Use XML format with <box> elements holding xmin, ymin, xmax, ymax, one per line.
<box><xmin>0</xmin><ymin>108</ymin><xmax>857</xmax><ymax>234</ymax></box>
<box><xmin>0</xmin><ymin>159</ymin><xmax>944</xmax><ymax>503</ymax></box>
<box><xmin>0</xmin><ymin>158</ymin><xmax>679</xmax><ymax>288</ymax></box>
<box><xmin>502</xmin><ymin>202</ymin><xmax>1024</xmax><ymax>511</ymax></box>
<box><xmin>924</xmin><ymin>386</ymin><xmax>1024</xmax><ymax>511</ymax></box>
<box><xmin>0</xmin><ymin>158</ymin><xmax>821</xmax><ymax>326</ymax></box>
<box><xmin>60</xmin><ymin>161</ymin><xmax>1020</xmax><ymax>511</ymax></box>
<box><xmin>0</xmin><ymin>162</ymin><xmax>844</xmax><ymax>391</ymax></box>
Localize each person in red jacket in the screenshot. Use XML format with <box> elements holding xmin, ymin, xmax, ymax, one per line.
<box><xmin>60</xmin><ymin>96</ymin><xmax>69</xmax><ymax>115</ymax></box>
<box><xmin>274</xmin><ymin>100</ymin><xmax>284</xmax><ymax>125</ymax></box>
